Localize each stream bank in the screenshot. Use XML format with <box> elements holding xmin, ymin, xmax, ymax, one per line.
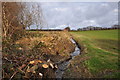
<box><xmin>2</xmin><ymin>31</ymin><xmax>76</xmax><ymax>79</ymax></box>
<box><xmin>55</xmin><ymin>38</ymin><xmax>81</xmax><ymax>79</ymax></box>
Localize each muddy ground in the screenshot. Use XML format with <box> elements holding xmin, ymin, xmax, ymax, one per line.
<box><xmin>2</xmin><ymin>31</ymin><xmax>76</xmax><ymax>79</ymax></box>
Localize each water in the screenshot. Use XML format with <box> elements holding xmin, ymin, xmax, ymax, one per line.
<box><xmin>55</xmin><ymin>38</ymin><xmax>81</xmax><ymax>79</ymax></box>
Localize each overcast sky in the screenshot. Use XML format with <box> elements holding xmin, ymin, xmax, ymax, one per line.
<box><xmin>40</xmin><ymin>2</ymin><xmax>118</xmax><ymax>30</ymax></box>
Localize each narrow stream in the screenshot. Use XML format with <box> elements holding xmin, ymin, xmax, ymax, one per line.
<box><xmin>55</xmin><ymin>38</ymin><xmax>81</xmax><ymax>79</ymax></box>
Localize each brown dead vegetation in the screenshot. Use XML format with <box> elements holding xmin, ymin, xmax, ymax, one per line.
<box><xmin>2</xmin><ymin>31</ymin><xmax>75</xmax><ymax>79</ymax></box>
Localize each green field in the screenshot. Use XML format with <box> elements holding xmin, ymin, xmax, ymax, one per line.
<box><xmin>70</xmin><ymin>30</ymin><xmax>119</xmax><ymax>78</ymax></box>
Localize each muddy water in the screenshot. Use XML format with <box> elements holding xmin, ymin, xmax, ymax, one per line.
<box><xmin>55</xmin><ymin>38</ymin><xmax>81</xmax><ymax>79</ymax></box>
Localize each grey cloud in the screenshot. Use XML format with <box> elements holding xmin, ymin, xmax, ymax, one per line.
<box><xmin>40</xmin><ymin>2</ymin><xmax>118</xmax><ymax>29</ymax></box>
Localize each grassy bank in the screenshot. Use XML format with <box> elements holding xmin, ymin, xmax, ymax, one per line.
<box><xmin>64</xmin><ymin>29</ymin><xmax>119</xmax><ymax>78</ymax></box>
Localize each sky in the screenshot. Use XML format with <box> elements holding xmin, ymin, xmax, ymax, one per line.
<box><xmin>37</xmin><ymin>2</ymin><xmax>118</xmax><ymax>30</ymax></box>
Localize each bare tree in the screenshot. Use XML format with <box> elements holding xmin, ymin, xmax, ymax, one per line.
<box><xmin>32</xmin><ymin>3</ymin><xmax>44</xmax><ymax>30</ymax></box>
<box><xmin>18</xmin><ymin>3</ymin><xmax>45</xmax><ymax>30</ymax></box>
<box><xmin>2</xmin><ymin>2</ymin><xmax>45</xmax><ymax>40</ymax></box>
<box><xmin>18</xmin><ymin>2</ymin><xmax>33</xmax><ymax>30</ymax></box>
<box><xmin>2</xmin><ymin>2</ymin><xmax>24</xmax><ymax>38</ymax></box>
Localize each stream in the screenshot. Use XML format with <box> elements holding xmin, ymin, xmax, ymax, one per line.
<box><xmin>55</xmin><ymin>38</ymin><xmax>81</xmax><ymax>79</ymax></box>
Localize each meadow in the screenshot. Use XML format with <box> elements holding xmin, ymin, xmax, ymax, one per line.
<box><xmin>66</xmin><ymin>29</ymin><xmax>119</xmax><ymax>78</ymax></box>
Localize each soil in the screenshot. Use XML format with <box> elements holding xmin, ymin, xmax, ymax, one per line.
<box><xmin>2</xmin><ymin>31</ymin><xmax>75</xmax><ymax>79</ymax></box>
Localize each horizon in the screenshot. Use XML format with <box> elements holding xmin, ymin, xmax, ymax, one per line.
<box><xmin>37</xmin><ymin>2</ymin><xmax>118</xmax><ymax>30</ymax></box>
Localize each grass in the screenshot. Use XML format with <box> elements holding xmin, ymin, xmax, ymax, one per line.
<box><xmin>70</xmin><ymin>29</ymin><xmax>119</xmax><ymax>78</ymax></box>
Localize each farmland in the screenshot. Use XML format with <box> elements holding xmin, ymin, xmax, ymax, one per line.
<box><xmin>63</xmin><ymin>29</ymin><xmax>119</xmax><ymax>78</ymax></box>
<box><xmin>2</xmin><ymin>29</ymin><xmax>119</xmax><ymax>79</ymax></box>
<box><xmin>2</xmin><ymin>2</ymin><xmax>119</xmax><ymax>79</ymax></box>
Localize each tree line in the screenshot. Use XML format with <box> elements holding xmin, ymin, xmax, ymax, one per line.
<box><xmin>77</xmin><ymin>25</ymin><xmax>120</xmax><ymax>31</ymax></box>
